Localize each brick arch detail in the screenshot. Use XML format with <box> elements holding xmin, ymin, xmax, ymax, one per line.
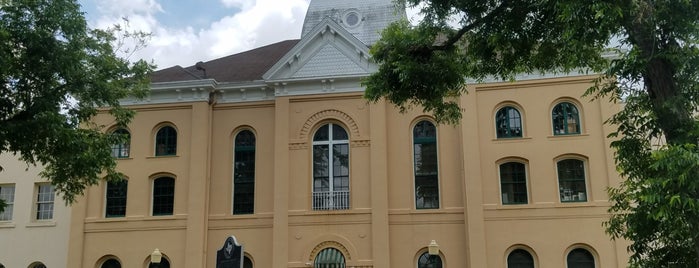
<box><xmin>299</xmin><ymin>109</ymin><xmax>360</xmax><ymax>140</ymax></box>
<box><xmin>308</xmin><ymin>241</ymin><xmax>352</xmax><ymax>262</ymax></box>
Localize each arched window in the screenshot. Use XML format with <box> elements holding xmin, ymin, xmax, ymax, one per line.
<box><xmin>243</xmin><ymin>256</ymin><xmax>253</xmax><ymax>268</ymax></box>
<box><xmin>314</xmin><ymin>248</ymin><xmax>345</xmax><ymax>268</ymax></box>
<box><xmin>557</xmin><ymin>159</ymin><xmax>587</xmax><ymax>202</ymax></box>
<box><xmin>496</xmin><ymin>106</ymin><xmax>522</xmax><ymax>138</ymax></box>
<box><xmin>155</xmin><ymin>126</ymin><xmax>177</xmax><ymax>156</ymax></box>
<box><xmin>507</xmin><ymin>249</ymin><xmax>534</xmax><ymax>268</ymax></box>
<box><xmin>567</xmin><ymin>248</ymin><xmax>595</xmax><ymax>268</ymax></box>
<box><xmin>552</xmin><ymin>102</ymin><xmax>580</xmax><ymax>135</ymax></box>
<box><xmin>417</xmin><ymin>252</ymin><xmax>443</xmax><ymax>268</ymax></box>
<box><xmin>233</xmin><ymin>130</ymin><xmax>256</xmax><ymax>215</ymax></box>
<box><xmin>106</xmin><ymin>179</ymin><xmax>128</xmax><ymax>218</ymax></box>
<box><xmin>500</xmin><ymin>162</ymin><xmax>528</xmax><ymax>205</ymax></box>
<box><xmin>312</xmin><ymin>123</ymin><xmax>350</xmax><ymax>210</ymax></box>
<box><xmin>149</xmin><ymin>258</ymin><xmax>170</xmax><ymax>268</ymax></box>
<box><xmin>111</xmin><ymin>128</ymin><xmax>130</xmax><ymax>158</ymax></box>
<box><xmin>101</xmin><ymin>258</ymin><xmax>121</xmax><ymax>268</ymax></box>
<box><xmin>414</xmin><ymin>120</ymin><xmax>439</xmax><ymax>209</ymax></box>
<box><xmin>30</xmin><ymin>263</ymin><xmax>46</xmax><ymax>268</ymax></box>
<box><xmin>152</xmin><ymin>177</ymin><xmax>175</xmax><ymax>216</ymax></box>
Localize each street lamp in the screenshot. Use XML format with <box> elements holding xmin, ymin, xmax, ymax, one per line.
<box><xmin>428</xmin><ymin>240</ymin><xmax>439</xmax><ymax>255</ymax></box>
<box><xmin>150</xmin><ymin>248</ymin><xmax>162</xmax><ymax>268</ymax></box>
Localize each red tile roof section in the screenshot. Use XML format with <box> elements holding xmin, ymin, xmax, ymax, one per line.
<box><xmin>150</xmin><ymin>39</ymin><xmax>300</xmax><ymax>83</ymax></box>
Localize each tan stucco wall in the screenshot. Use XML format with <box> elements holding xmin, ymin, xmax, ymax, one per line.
<box><xmin>0</xmin><ymin>154</ymin><xmax>71</xmax><ymax>268</ymax></box>
<box><xmin>67</xmin><ymin>75</ymin><xmax>627</xmax><ymax>268</ymax></box>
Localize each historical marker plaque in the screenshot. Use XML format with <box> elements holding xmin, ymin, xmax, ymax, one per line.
<box><xmin>216</xmin><ymin>236</ymin><xmax>243</xmax><ymax>268</ymax></box>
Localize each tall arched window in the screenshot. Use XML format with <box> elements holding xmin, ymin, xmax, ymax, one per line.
<box><xmin>111</xmin><ymin>128</ymin><xmax>130</xmax><ymax>158</ymax></box>
<box><xmin>152</xmin><ymin>177</ymin><xmax>175</xmax><ymax>216</ymax></box>
<box><xmin>500</xmin><ymin>162</ymin><xmax>528</xmax><ymax>205</ymax></box>
<box><xmin>496</xmin><ymin>106</ymin><xmax>523</xmax><ymax>138</ymax></box>
<box><xmin>567</xmin><ymin>248</ymin><xmax>595</xmax><ymax>268</ymax></box>
<box><xmin>101</xmin><ymin>258</ymin><xmax>121</xmax><ymax>268</ymax></box>
<box><xmin>30</xmin><ymin>263</ymin><xmax>46</xmax><ymax>268</ymax></box>
<box><xmin>312</xmin><ymin>123</ymin><xmax>350</xmax><ymax>210</ymax></box>
<box><xmin>557</xmin><ymin>159</ymin><xmax>587</xmax><ymax>202</ymax></box>
<box><xmin>414</xmin><ymin>120</ymin><xmax>439</xmax><ymax>209</ymax></box>
<box><xmin>314</xmin><ymin>248</ymin><xmax>345</xmax><ymax>268</ymax></box>
<box><xmin>417</xmin><ymin>252</ymin><xmax>443</xmax><ymax>268</ymax></box>
<box><xmin>552</xmin><ymin>102</ymin><xmax>580</xmax><ymax>135</ymax></box>
<box><xmin>155</xmin><ymin>126</ymin><xmax>177</xmax><ymax>156</ymax></box>
<box><xmin>507</xmin><ymin>249</ymin><xmax>534</xmax><ymax>268</ymax></box>
<box><xmin>233</xmin><ymin>130</ymin><xmax>255</xmax><ymax>215</ymax></box>
<box><xmin>105</xmin><ymin>179</ymin><xmax>128</xmax><ymax>218</ymax></box>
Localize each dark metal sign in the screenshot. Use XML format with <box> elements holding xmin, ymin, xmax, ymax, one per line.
<box><xmin>216</xmin><ymin>236</ymin><xmax>243</xmax><ymax>268</ymax></box>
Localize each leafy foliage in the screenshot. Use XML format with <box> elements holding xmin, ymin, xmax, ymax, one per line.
<box><xmin>0</xmin><ymin>0</ymin><xmax>153</xmax><ymax>206</ymax></box>
<box><xmin>364</xmin><ymin>0</ymin><xmax>699</xmax><ymax>266</ymax></box>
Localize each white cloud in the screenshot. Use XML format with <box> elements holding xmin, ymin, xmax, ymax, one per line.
<box><xmin>89</xmin><ymin>0</ymin><xmax>310</xmax><ymax>69</ymax></box>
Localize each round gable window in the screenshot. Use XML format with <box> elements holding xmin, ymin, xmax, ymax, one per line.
<box><xmin>344</xmin><ymin>11</ymin><xmax>361</xmax><ymax>27</ymax></box>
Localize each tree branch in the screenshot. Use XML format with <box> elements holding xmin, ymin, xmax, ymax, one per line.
<box><xmin>432</xmin><ymin>1</ymin><xmax>511</xmax><ymax>51</ymax></box>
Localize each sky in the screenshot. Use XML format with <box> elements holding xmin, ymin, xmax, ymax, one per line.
<box><xmin>78</xmin><ymin>0</ymin><xmax>421</xmax><ymax>70</ymax></box>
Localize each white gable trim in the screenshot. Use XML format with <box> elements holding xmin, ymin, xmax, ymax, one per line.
<box><xmin>263</xmin><ymin>17</ymin><xmax>375</xmax><ymax>81</ymax></box>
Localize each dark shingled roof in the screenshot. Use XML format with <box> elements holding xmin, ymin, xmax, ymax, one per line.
<box><xmin>150</xmin><ymin>39</ymin><xmax>300</xmax><ymax>83</ymax></box>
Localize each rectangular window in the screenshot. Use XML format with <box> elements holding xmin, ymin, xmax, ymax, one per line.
<box><xmin>106</xmin><ymin>180</ymin><xmax>128</xmax><ymax>218</ymax></box>
<box><xmin>0</xmin><ymin>185</ymin><xmax>15</xmax><ymax>221</ymax></box>
<box><xmin>36</xmin><ymin>184</ymin><xmax>55</xmax><ymax>220</ymax></box>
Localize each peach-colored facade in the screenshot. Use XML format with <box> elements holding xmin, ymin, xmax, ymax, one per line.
<box><xmin>67</xmin><ymin>74</ymin><xmax>627</xmax><ymax>268</ymax></box>
<box><xmin>66</xmin><ymin>1</ymin><xmax>627</xmax><ymax>267</ymax></box>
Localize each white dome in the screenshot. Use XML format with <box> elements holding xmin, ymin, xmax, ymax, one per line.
<box><xmin>301</xmin><ymin>0</ymin><xmax>406</xmax><ymax>46</ymax></box>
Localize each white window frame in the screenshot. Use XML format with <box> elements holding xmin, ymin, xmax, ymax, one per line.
<box><xmin>0</xmin><ymin>184</ymin><xmax>15</xmax><ymax>221</ymax></box>
<box><xmin>311</xmin><ymin>123</ymin><xmax>351</xmax><ymax>210</ymax></box>
<box><xmin>34</xmin><ymin>183</ymin><xmax>55</xmax><ymax>220</ymax></box>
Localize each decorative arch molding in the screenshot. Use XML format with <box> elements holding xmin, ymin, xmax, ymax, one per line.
<box><xmin>308</xmin><ymin>241</ymin><xmax>352</xmax><ymax>262</ymax></box>
<box><xmin>298</xmin><ymin>109</ymin><xmax>360</xmax><ymax>140</ymax></box>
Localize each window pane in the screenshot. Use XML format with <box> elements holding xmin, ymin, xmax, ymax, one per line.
<box><xmin>234</xmin><ymin>130</ymin><xmax>256</xmax><ymax>215</ymax></box>
<box><xmin>500</xmin><ymin>162</ymin><xmax>528</xmax><ymax>205</ymax></box>
<box><xmin>106</xmin><ymin>180</ymin><xmax>128</xmax><ymax>217</ymax></box>
<box><xmin>153</xmin><ymin>177</ymin><xmax>175</xmax><ymax>215</ymax></box>
<box><xmin>496</xmin><ymin>107</ymin><xmax>523</xmax><ymax>138</ymax></box>
<box><xmin>36</xmin><ymin>184</ymin><xmax>55</xmax><ymax>220</ymax></box>
<box><xmin>553</xmin><ymin>102</ymin><xmax>580</xmax><ymax>135</ymax></box>
<box><xmin>156</xmin><ymin>126</ymin><xmax>177</xmax><ymax>156</ymax></box>
<box><xmin>417</xmin><ymin>252</ymin><xmax>442</xmax><ymax>268</ymax></box>
<box><xmin>508</xmin><ymin>249</ymin><xmax>535</xmax><ymax>268</ymax></box>
<box><xmin>101</xmin><ymin>259</ymin><xmax>122</xmax><ymax>268</ymax></box>
<box><xmin>243</xmin><ymin>257</ymin><xmax>253</xmax><ymax>268</ymax></box>
<box><xmin>111</xmin><ymin>129</ymin><xmax>130</xmax><ymax>158</ymax></box>
<box><xmin>558</xmin><ymin>159</ymin><xmax>587</xmax><ymax>202</ymax></box>
<box><xmin>567</xmin><ymin>248</ymin><xmax>595</xmax><ymax>268</ymax></box>
<box><xmin>313</xmin><ymin>125</ymin><xmax>329</xmax><ymax>141</ymax></box>
<box><xmin>149</xmin><ymin>258</ymin><xmax>170</xmax><ymax>268</ymax></box>
<box><xmin>332</xmin><ymin>124</ymin><xmax>348</xmax><ymax>140</ymax></box>
<box><xmin>414</xmin><ymin>120</ymin><xmax>439</xmax><ymax>209</ymax></box>
<box><xmin>0</xmin><ymin>185</ymin><xmax>15</xmax><ymax>221</ymax></box>
<box><xmin>314</xmin><ymin>248</ymin><xmax>345</xmax><ymax>267</ymax></box>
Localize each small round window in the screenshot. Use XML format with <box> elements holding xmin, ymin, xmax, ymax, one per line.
<box><xmin>345</xmin><ymin>11</ymin><xmax>360</xmax><ymax>27</ymax></box>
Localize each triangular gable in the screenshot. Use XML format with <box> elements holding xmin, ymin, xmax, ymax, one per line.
<box><xmin>263</xmin><ymin>17</ymin><xmax>376</xmax><ymax>81</ymax></box>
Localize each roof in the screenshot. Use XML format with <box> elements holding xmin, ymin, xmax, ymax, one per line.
<box><xmin>150</xmin><ymin>39</ymin><xmax>300</xmax><ymax>83</ymax></box>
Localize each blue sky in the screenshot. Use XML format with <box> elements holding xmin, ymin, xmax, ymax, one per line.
<box><xmin>76</xmin><ymin>0</ymin><xmax>418</xmax><ymax>69</ymax></box>
<box><xmin>80</xmin><ymin>0</ymin><xmax>241</xmax><ymax>32</ymax></box>
<box><xmin>76</xmin><ymin>0</ymin><xmax>311</xmax><ymax>68</ymax></box>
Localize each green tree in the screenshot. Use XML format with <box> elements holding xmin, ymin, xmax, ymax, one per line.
<box><xmin>363</xmin><ymin>0</ymin><xmax>699</xmax><ymax>266</ymax></box>
<box><xmin>0</xmin><ymin>0</ymin><xmax>153</xmax><ymax>211</ymax></box>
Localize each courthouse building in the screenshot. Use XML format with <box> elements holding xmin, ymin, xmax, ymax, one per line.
<box><xmin>66</xmin><ymin>0</ymin><xmax>628</xmax><ymax>267</ymax></box>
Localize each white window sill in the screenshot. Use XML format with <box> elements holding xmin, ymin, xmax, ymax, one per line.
<box><xmin>26</xmin><ymin>221</ymin><xmax>57</xmax><ymax>228</ymax></box>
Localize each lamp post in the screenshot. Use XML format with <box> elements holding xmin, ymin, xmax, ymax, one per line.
<box><xmin>150</xmin><ymin>248</ymin><xmax>162</xmax><ymax>268</ymax></box>
<box><xmin>428</xmin><ymin>240</ymin><xmax>439</xmax><ymax>255</ymax></box>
